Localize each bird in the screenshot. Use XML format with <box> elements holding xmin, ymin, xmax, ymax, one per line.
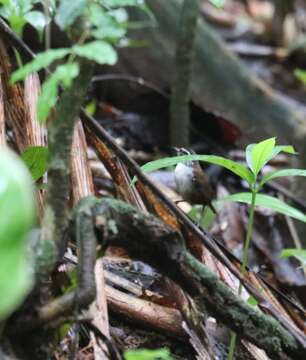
<box><xmin>173</xmin><ymin>147</ymin><xmax>216</xmax><ymax>214</ymax></box>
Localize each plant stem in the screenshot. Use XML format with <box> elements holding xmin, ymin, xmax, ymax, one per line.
<box><xmin>170</xmin><ymin>0</ymin><xmax>200</xmax><ymax>147</ymax></box>
<box><xmin>228</xmin><ymin>188</ymin><xmax>257</xmax><ymax>359</ymax></box>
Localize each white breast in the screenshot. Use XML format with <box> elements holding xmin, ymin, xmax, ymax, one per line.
<box><xmin>174</xmin><ymin>163</ymin><xmax>193</xmax><ymax>197</ymax></box>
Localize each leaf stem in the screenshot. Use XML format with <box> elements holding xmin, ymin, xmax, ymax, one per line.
<box><xmin>228</xmin><ymin>187</ymin><xmax>257</xmax><ymax>359</ymax></box>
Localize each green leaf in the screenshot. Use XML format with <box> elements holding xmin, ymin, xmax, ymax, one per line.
<box><xmin>89</xmin><ymin>4</ymin><xmax>126</xmax><ymax>41</ymax></box>
<box><xmin>102</xmin><ymin>0</ymin><xmax>141</xmax><ymax>7</ymax></box>
<box><xmin>55</xmin><ymin>0</ymin><xmax>87</xmax><ymax>29</ymax></box>
<box><xmin>246</xmin><ymin>137</ymin><xmax>276</xmax><ymax>176</ymax></box>
<box><xmin>124</xmin><ymin>348</ymin><xmax>174</xmax><ymax>360</ymax></box>
<box><xmin>21</xmin><ymin>146</ymin><xmax>48</xmax><ymax>181</ymax></box>
<box><xmin>221</xmin><ymin>192</ymin><xmax>306</xmax><ymax>223</ymax></box>
<box><xmin>11</xmin><ymin>48</ymin><xmax>70</xmax><ymax>83</ymax></box>
<box><xmin>294</xmin><ymin>69</ymin><xmax>306</xmax><ymax>85</ymax></box>
<box><xmin>281</xmin><ymin>249</ymin><xmax>306</xmax><ymax>266</ymax></box>
<box><xmin>208</xmin><ymin>0</ymin><xmax>225</xmax><ymax>8</ymax></box>
<box><xmin>37</xmin><ymin>62</ymin><xmax>80</xmax><ymax>122</ymax></box>
<box><xmin>25</xmin><ymin>10</ymin><xmax>49</xmax><ymax>31</ymax></box>
<box><xmin>85</xmin><ymin>100</ymin><xmax>96</xmax><ymax>115</ymax></box>
<box><xmin>245</xmin><ymin>144</ymin><xmax>254</xmax><ymax>172</ymax></box>
<box><xmin>260</xmin><ymin>168</ymin><xmax>306</xmax><ymax>188</ymax></box>
<box><xmin>135</xmin><ymin>154</ymin><xmax>254</xmax><ymax>185</ymax></box>
<box><xmin>8</xmin><ymin>14</ymin><xmax>26</xmax><ymax>36</ymax></box>
<box><xmin>72</xmin><ymin>41</ymin><xmax>117</xmax><ymax>65</ymax></box>
<box><xmin>268</xmin><ymin>145</ymin><xmax>296</xmax><ymax>160</ymax></box>
<box><xmin>247</xmin><ymin>295</ymin><xmax>258</xmax><ymax>307</ymax></box>
<box><xmin>0</xmin><ymin>148</ymin><xmax>35</xmax><ymax>320</ymax></box>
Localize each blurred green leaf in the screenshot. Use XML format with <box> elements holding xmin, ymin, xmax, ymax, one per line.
<box><xmin>21</xmin><ymin>146</ymin><xmax>48</xmax><ymax>181</ymax></box>
<box><xmin>103</xmin><ymin>0</ymin><xmax>141</xmax><ymax>7</ymax></box>
<box><xmin>124</xmin><ymin>348</ymin><xmax>173</xmax><ymax>360</ymax></box>
<box><xmin>247</xmin><ymin>295</ymin><xmax>258</xmax><ymax>307</ymax></box>
<box><xmin>11</xmin><ymin>48</ymin><xmax>70</xmax><ymax>83</ymax></box>
<box><xmin>89</xmin><ymin>4</ymin><xmax>126</xmax><ymax>41</ymax></box>
<box><xmin>281</xmin><ymin>248</ymin><xmax>306</xmax><ymax>266</ymax></box>
<box><xmin>37</xmin><ymin>62</ymin><xmax>80</xmax><ymax>122</ymax></box>
<box><xmin>221</xmin><ymin>192</ymin><xmax>306</xmax><ymax>223</ymax></box>
<box><xmin>260</xmin><ymin>168</ymin><xmax>306</xmax><ymax>188</ymax></box>
<box><xmin>0</xmin><ymin>148</ymin><xmax>35</xmax><ymax>320</ymax></box>
<box><xmin>134</xmin><ymin>154</ymin><xmax>254</xmax><ymax>185</ymax></box>
<box><xmin>72</xmin><ymin>41</ymin><xmax>117</xmax><ymax>65</ymax></box>
<box><xmin>246</xmin><ymin>137</ymin><xmax>275</xmax><ymax>176</ymax></box>
<box><xmin>85</xmin><ymin>100</ymin><xmax>96</xmax><ymax>115</ymax></box>
<box><xmin>25</xmin><ymin>10</ymin><xmax>49</xmax><ymax>31</ymax></box>
<box><xmin>294</xmin><ymin>69</ymin><xmax>306</xmax><ymax>84</ymax></box>
<box><xmin>209</xmin><ymin>0</ymin><xmax>225</xmax><ymax>8</ymax></box>
<box><xmin>55</xmin><ymin>0</ymin><xmax>86</xmax><ymax>29</ymax></box>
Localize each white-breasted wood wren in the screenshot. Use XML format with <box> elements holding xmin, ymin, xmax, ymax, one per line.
<box><xmin>174</xmin><ymin>148</ymin><xmax>216</xmax><ymax>213</ymax></box>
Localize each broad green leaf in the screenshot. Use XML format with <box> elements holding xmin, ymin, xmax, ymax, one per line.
<box><xmin>281</xmin><ymin>249</ymin><xmax>306</xmax><ymax>266</ymax></box>
<box><xmin>247</xmin><ymin>143</ymin><xmax>296</xmax><ymax>181</ymax></box>
<box><xmin>260</xmin><ymin>168</ymin><xmax>306</xmax><ymax>188</ymax></box>
<box><xmin>294</xmin><ymin>69</ymin><xmax>306</xmax><ymax>85</ymax></box>
<box><xmin>55</xmin><ymin>0</ymin><xmax>86</xmax><ymax>29</ymax></box>
<box><xmin>38</xmin><ymin>63</ymin><xmax>80</xmax><ymax>122</ymax></box>
<box><xmin>11</xmin><ymin>48</ymin><xmax>70</xmax><ymax>83</ymax></box>
<box><xmin>221</xmin><ymin>192</ymin><xmax>306</xmax><ymax>223</ymax></box>
<box><xmin>247</xmin><ymin>137</ymin><xmax>276</xmax><ymax>176</ymax></box>
<box><xmin>135</xmin><ymin>155</ymin><xmax>254</xmax><ymax>185</ymax></box>
<box><xmin>21</xmin><ymin>146</ymin><xmax>48</xmax><ymax>181</ymax></box>
<box><xmin>72</xmin><ymin>41</ymin><xmax>117</xmax><ymax>65</ymax></box>
<box><xmin>0</xmin><ymin>148</ymin><xmax>35</xmax><ymax>320</ymax></box>
<box><xmin>25</xmin><ymin>10</ymin><xmax>49</xmax><ymax>31</ymax></box>
<box><xmin>124</xmin><ymin>348</ymin><xmax>173</xmax><ymax>360</ymax></box>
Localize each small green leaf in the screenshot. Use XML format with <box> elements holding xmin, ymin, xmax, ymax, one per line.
<box><xmin>37</xmin><ymin>62</ymin><xmax>80</xmax><ymax>122</ymax></box>
<box><xmin>245</xmin><ymin>144</ymin><xmax>254</xmax><ymax>171</ymax></box>
<box><xmin>72</xmin><ymin>41</ymin><xmax>117</xmax><ymax>65</ymax></box>
<box><xmin>294</xmin><ymin>69</ymin><xmax>306</xmax><ymax>85</ymax></box>
<box><xmin>55</xmin><ymin>0</ymin><xmax>87</xmax><ymax>29</ymax></box>
<box><xmin>25</xmin><ymin>10</ymin><xmax>49</xmax><ymax>31</ymax></box>
<box><xmin>21</xmin><ymin>146</ymin><xmax>48</xmax><ymax>181</ymax></box>
<box><xmin>247</xmin><ymin>295</ymin><xmax>258</xmax><ymax>307</ymax></box>
<box><xmin>221</xmin><ymin>192</ymin><xmax>306</xmax><ymax>223</ymax></box>
<box><xmin>11</xmin><ymin>48</ymin><xmax>70</xmax><ymax>83</ymax></box>
<box><xmin>281</xmin><ymin>249</ymin><xmax>306</xmax><ymax>266</ymax></box>
<box><xmin>134</xmin><ymin>154</ymin><xmax>254</xmax><ymax>185</ymax></box>
<box><xmin>85</xmin><ymin>100</ymin><xmax>96</xmax><ymax>115</ymax></box>
<box><xmin>124</xmin><ymin>348</ymin><xmax>173</xmax><ymax>360</ymax></box>
<box><xmin>246</xmin><ymin>137</ymin><xmax>276</xmax><ymax>176</ymax></box>
<box><xmin>268</xmin><ymin>145</ymin><xmax>296</xmax><ymax>160</ymax></box>
<box><xmin>260</xmin><ymin>168</ymin><xmax>306</xmax><ymax>188</ymax></box>
<box><xmin>0</xmin><ymin>148</ymin><xmax>35</xmax><ymax>320</ymax></box>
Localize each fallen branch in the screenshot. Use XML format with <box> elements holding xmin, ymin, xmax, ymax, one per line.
<box><xmin>86</xmin><ymin>196</ymin><xmax>305</xmax><ymax>359</ymax></box>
